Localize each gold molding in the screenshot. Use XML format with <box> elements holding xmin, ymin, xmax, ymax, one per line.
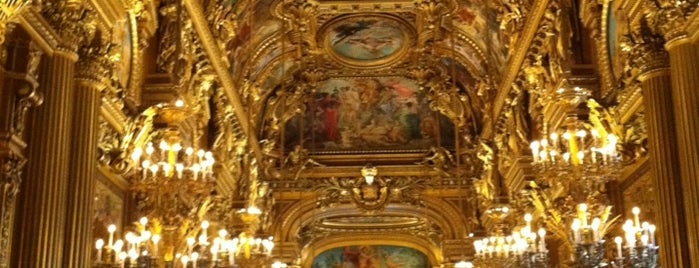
<box><xmin>483</xmin><ymin>0</ymin><xmax>550</xmax><ymax>138</ymax></box>
<box><xmin>18</xmin><ymin>9</ymin><xmax>59</xmax><ymax>54</ymax></box>
<box><xmin>318</xmin><ymin>13</ymin><xmax>416</xmax><ymax>69</ymax></box>
<box><xmin>183</xmin><ymin>0</ymin><xmax>263</xmax><ymax>160</ymax></box>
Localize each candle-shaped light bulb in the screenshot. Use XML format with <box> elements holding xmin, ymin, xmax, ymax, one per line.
<box><xmin>530</xmin><ymin>141</ymin><xmax>540</xmax><ymax>161</ymax></box>
<box><xmin>591</xmin><ymin>217</ymin><xmax>601</xmax><ymax>241</ymax></box>
<box><xmin>152</xmin><ymin>234</ymin><xmax>160</xmax><ymax>256</ymax></box>
<box><xmin>649</xmin><ymin>224</ymin><xmax>656</xmax><ymax>245</ymax></box>
<box><xmin>159</xmin><ymin>140</ymin><xmax>168</xmax><ymax>150</ymax></box>
<box><xmin>641</xmin><ymin>234</ymin><xmax>649</xmax><ymax>245</ymax></box>
<box><xmin>141</xmin><ymin>230</ymin><xmax>151</xmax><ymax>241</ymax></box>
<box><xmin>578</xmin><ymin>203</ymin><xmax>588</xmax><ymax>227</ymax></box>
<box><xmin>201</xmin><ymin>220</ymin><xmax>209</xmax><ymax>230</ymax></box>
<box><xmin>614</xmin><ymin>236</ymin><xmax>623</xmax><ymax>259</ymax></box>
<box><xmin>219</xmin><ymin>229</ymin><xmax>228</xmax><ymax>239</ymax></box>
<box><xmin>131</xmin><ymin>147</ymin><xmax>142</xmax><ymax>162</ymax></box>
<box><xmin>632</xmin><ymin>207</ymin><xmax>641</xmax><ymax>228</ymax></box>
<box><xmin>181</xmin><ymin>255</ymin><xmax>189</xmax><ymax>265</ymax></box>
<box><xmin>571</xmin><ymin>219</ymin><xmax>581</xmax><ymax>243</ymax></box>
<box><xmin>95</xmin><ymin>239</ymin><xmax>104</xmax><ymax>262</ymax></box>
<box><xmin>524</xmin><ymin>213</ymin><xmax>532</xmax><ymax>229</ymax></box>
<box><xmin>139</xmin><ymin>217</ymin><xmax>148</xmax><ymax>227</ymax></box>
<box><xmin>145</xmin><ymin>143</ymin><xmax>154</xmax><ymax>155</ymax></box>
<box><xmin>113</xmin><ymin>240</ymin><xmax>124</xmax><ymax>252</ymax></box>
<box><xmin>107</xmin><ymin>224</ymin><xmax>116</xmax><ymax>247</ymax></box>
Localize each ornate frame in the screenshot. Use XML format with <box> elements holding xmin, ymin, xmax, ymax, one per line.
<box><xmin>318</xmin><ymin>13</ymin><xmax>416</xmax><ymax>69</ymax></box>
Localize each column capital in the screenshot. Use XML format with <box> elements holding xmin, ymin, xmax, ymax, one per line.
<box><xmin>75</xmin><ymin>40</ymin><xmax>116</xmax><ymax>89</ymax></box>
<box><xmin>644</xmin><ymin>0</ymin><xmax>697</xmax><ymax>46</ymax></box>
<box><xmin>626</xmin><ymin>25</ymin><xmax>670</xmax><ymax>80</ymax></box>
<box><xmin>40</xmin><ymin>0</ymin><xmax>97</xmax><ymax>56</ymax></box>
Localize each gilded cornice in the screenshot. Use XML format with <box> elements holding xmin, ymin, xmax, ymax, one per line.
<box><xmin>86</xmin><ymin>0</ymin><xmax>127</xmax><ymax>33</ymax></box>
<box><xmin>483</xmin><ymin>0</ymin><xmax>550</xmax><ymax>138</ymax></box>
<box><xmin>17</xmin><ymin>9</ymin><xmax>59</xmax><ymax>54</ymax></box>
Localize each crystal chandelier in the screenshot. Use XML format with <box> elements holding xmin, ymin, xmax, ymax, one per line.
<box><xmin>610</xmin><ymin>207</ymin><xmax>658</xmax><ymax>268</ymax></box>
<box><xmin>568</xmin><ymin>203</ymin><xmax>609</xmax><ymax>268</ymax></box>
<box><xmin>130</xmin><ymin>101</ymin><xmax>215</xmax><ymax>182</ymax></box>
<box><xmin>472</xmin><ymin>214</ymin><xmax>548</xmax><ymax>268</ymax></box>
<box><xmin>93</xmin><ymin>217</ymin><xmax>276</xmax><ymax>268</ymax></box>
<box><xmin>529</xmin><ymin>121</ymin><xmax>620</xmax><ymax>182</ymax></box>
<box><xmin>128</xmin><ymin>100</ymin><xmax>216</xmax><ymax>227</ymax></box>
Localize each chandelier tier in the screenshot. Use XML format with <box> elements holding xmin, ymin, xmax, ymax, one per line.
<box><xmin>93</xmin><ymin>217</ymin><xmax>276</xmax><ymax>268</ymax></box>
<box><xmin>130</xmin><ymin>102</ymin><xmax>215</xmax><ymax>182</ymax></box>
<box><xmin>529</xmin><ymin>122</ymin><xmax>620</xmax><ymax>182</ymax></box>
<box><xmin>472</xmin><ymin>214</ymin><xmax>548</xmax><ymax>268</ymax></box>
<box><xmin>610</xmin><ymin>208</ymin><xmax>658</xmax><ymax>268</ymax></box>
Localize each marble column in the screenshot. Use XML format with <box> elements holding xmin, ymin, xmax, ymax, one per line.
<box><xmin>11</xmin><ymin>47</ymin><xmax>77</xmax><ymax>267</ymax></box>
<box><xmin>665</xmin><ymin>37</ymin><xmax>699</xmax><ymax>267</ymax></box>
<box><xmin>61</xmin><ymin>47</ymin><xmax>107</xmax><ymax>266</ymax></box>
<box><xmin>0</xmin><ymin>29</ymin><xmax>42</xmax><ymax>268</ymax></box>
<box><xmin>637</xmin><ymin>58</ymin><xmax>691</xmax><ymax>267</ymax></box>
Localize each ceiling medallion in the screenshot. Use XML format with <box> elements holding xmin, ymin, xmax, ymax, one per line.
<box><xmin>319</xmin><ymin>13</ymin><xmax>415</xmax><ymax>69</ymax></box>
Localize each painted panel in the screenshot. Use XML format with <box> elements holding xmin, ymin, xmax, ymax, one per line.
<box><xmin>284</xmin><ymin>77</ymin><xmax>454</xmax><ymax>152</ymax></box>
<box><xmin>312</xmin><ymin>245</ymin><xmax>428</xmax><ymax>268</ymax></box>
<box><xmin>328</xmin><ymin>18</ymin><xmax>405</xmax><ymax>62</ymax></box>
<box><xmin>93</xmin><ymin>175</ymin><xmax>124</xmax><ymax>239</ymax></box>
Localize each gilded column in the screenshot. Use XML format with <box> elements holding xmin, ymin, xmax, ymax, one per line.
<box><xmin>665</xmin><ymin>35</ymin><xmax>699</xmax><ymax>267</ymax></box>
<box><xmin>645</xmin><ymin>2</ymin><xmax>699</xmax><ymax>264</ymax></box>
<box><xmin>0</xmin><ymin>28</ymin><xmax>42</xmax><ymax>268</ymax></box>
<box><xmin>61</xmin><ymin>41</ymin><xmax>111</xmax><ymax>267</ymax></box>
<box><xmin>10</xmin><ymin>3</ymin><xmax>89</xmax><ymax>266</ymax></box>
<box><xmin>11</xmin><ymin>45</ymin><xmax>77</xmax><ymax>267</ymax></box>
<box><xmin>634</xmin><ymin>37</ymin><xmax>691</xmax><ymax>267</ymax></box>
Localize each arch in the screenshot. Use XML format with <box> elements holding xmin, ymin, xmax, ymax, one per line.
<box><xmin>271</xmin><ymin>194</ymin><xmax>471</xmax><ymax>251</ymax></box>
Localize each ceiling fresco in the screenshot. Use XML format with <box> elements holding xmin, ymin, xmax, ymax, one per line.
<box><xmin>282</xmin><ymin>76</ymin><xmax>455</xmax><ymax>153</ymax></box>
<box><xmin>312</xmin><ymin>245</ymin><xmax>429</xmax><ymax>268</ymax></box>
<box><xmin>322</xmin><ymin>14</ymin><xmax>414</xmax><ymax>67</ymax></box>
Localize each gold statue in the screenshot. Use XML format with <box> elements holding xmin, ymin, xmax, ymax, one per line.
<box><xmin>283</xmin><ymin>145</ymin><xmax>325</xmax><ymax>180</ymax></box>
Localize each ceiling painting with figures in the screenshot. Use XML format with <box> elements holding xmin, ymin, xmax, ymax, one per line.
<box><xmin>283</xmin><ymin>76</ymin><xmax>455</xmax><ymax>153</ymax></box>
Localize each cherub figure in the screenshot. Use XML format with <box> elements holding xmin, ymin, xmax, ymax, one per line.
<box><xmin>417</xmin><ymin>146</ymin><xmax>455</xmax><ymax>176</ymax></box>
<box><xmin>283</xmin><ymin>145</ymin><xmax>325</xmax><ymax>180</ymax></box>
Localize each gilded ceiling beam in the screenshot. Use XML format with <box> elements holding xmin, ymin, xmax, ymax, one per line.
<box><xmin>483</xmin><ymin>0</ymin><xmax>550</xmax><ymax>138</ymax></box>
<box><xmin>182</xmin><ymin>0</ymin><xmax>262</xmax><ymax>160</ymax></box>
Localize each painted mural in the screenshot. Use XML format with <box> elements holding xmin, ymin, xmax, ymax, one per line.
<box><xmin>326</xmin><ymin>16</ymin><xmax>407</xmax><ymax>64</ymax></box>
<box><xmin>284</xmin><ymin>77</ymin><xmax>454</xmax><ymax>152</ymax></box>
<box><xmin>93</xmin><ymin>177</ymin><xmax>123</xmax><ymax>242</ymax></box>
<box><xmin>312</xmin><ymin>245</ymin><xmax>428</xmax><ymax>268</ymax></box>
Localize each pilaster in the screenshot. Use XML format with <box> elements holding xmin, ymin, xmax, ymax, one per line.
<box><xmin>635</xmin><ymin>43</ymin><xmax>691</xmax><ymax>267</ymax></box>
<box><xmin>0</xmin><ymin>27</ymin><xmax>43</xmax><ymax>268</ymax></box>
